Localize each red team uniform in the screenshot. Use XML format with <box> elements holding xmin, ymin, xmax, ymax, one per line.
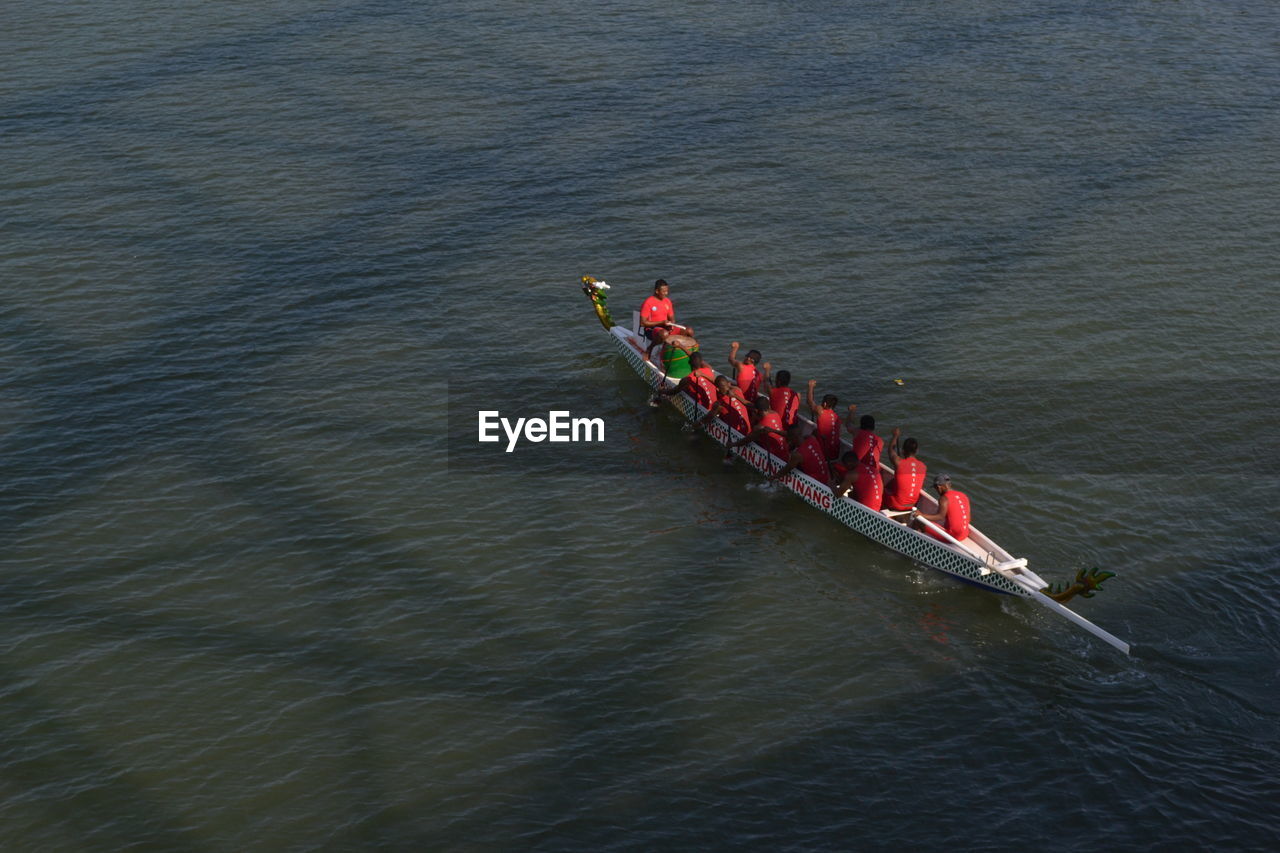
<box><xmin>885</xmin><ymin>458</ymin><xmax>927</xmax><ymax>512</ymax></box>
<box><xmin>815</xmin><ymin>408</ymin><xmax>842</xmax><ymax>460</ymax></box>
<box><xmin>927</xmin><ymin>491</ymin><xmax>971</xmax><ymax>542</ymax></box>
<box><xmin>852</xmin><ymin>456</ymin><xmax>883</xmax><ymax>511</ymax></box>
<box><xmin>795</xmin><ymin>435</ymin><xmax>830</xmax><ymax>482</ymax></box>
<box><xmin>754</xmin><ymin>410</ymin><xmax>789</xmax><ymax>461</ymax></box>
<box><xmin>736</xmin><ymin>363</ymin><xmax>761</xmax><ymax>403</ymax></box>
<box><xmin>716</xmin><ymin>389</ymin><xmax>753</xmax><ymax>435</ymax></box>
<box><xmin>684</xmin><ymin>372</ymin><xmax>718</xmax><ymax>410</ymax></box>
<box><xmin>640</xmin><ymin>295</ymin><xmax>674</xmax><ymax>333</ymax></box>
<box><xmin>852</xmin><ymin>429</ymin><xmax>883</xmax><ymax>465</ymax></box>
<box><xmin>769</xmin><ymin>386</ymin><xmax>800</xmax><ymax>429</ymax></box>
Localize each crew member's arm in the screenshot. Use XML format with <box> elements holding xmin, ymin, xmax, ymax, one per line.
<box><xmin>727</xmin><ymin>426</ymin><xmax>760</xmax><ymax>451</ymax></box>
<box><xmin>727</xmin><ymin>338</ymin><xmax>747</xmax><ymax>368</ymax></box>
<box><xmin>699</xmin><ymin>398</ymin><xmax>725</xmax><ymax>428</ymax></box>
<box><xmin>768</xmin><ymin>449</ymin><xmax>804</xmax><ymax>482</ymax></box>
<box><xmin>729</xmin><ymin>423</ymin><xmax>788</xmax><ymax>452</ymax></box>
<box><xmin>760</xmin><ymin>362</ymin><xmax>773</xmax><ymax>395</ymax></box>
<box><xmin>915</xmin><ymin>494</ymin><xmax>949</xmax><ymax>525</ymax></box>
<box><xmin>657</xmin><ymin>375</ymin><xmax>693</xmax><ymax>398</ymax></box>
<box><xmin>887</xmin><ymin>427</ymin><xmax>903</xmax><ymax>466</ymax></box>
<box><xmin>726</xmin><ymin>423</ymin><xmax>772</xmax><ymax>459</ymax></box>
<box><xmin>806</xmin><ymin>379</ymin><xmax>819</xmax><ymax>417</ymax></box>
<box><xmin>843</xmin><ymin>404</ymin><xmax>859</xmax><ymax>435</ymax></box>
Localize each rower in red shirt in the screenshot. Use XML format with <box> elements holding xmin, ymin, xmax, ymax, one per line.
<box><xmin>762</xmin><ymin>366</ymin><xmax>801</xmax><ymax>429</ymax></box>
<box><xmin>833</xmin><ymin>451</ymin><xmax>883</xmax><ymax>511</ymax></box>
<box><xmin>769</xmin><ymin>425</ymin><xmax>831</xmax><ymax>484</ymax></box>
<box><xmin>830</xmin><ymin>450</ymin><xmax>858</xmax><ymax>484</ymax></box>
<box><xmin>912</xmin><ymin>474</ymin><xmax>971</xmax><ymax>543</ymax></box>
<box><xmin>725</xmin><ymin>399</ymin><xmax>790</xmax><ymax>465</ymax></box>
<box><xmin>728</xmin><ymin>342</ymin><xmax>763</xmax><ymax>402</ymax></box>
<box><xmin>849</xmin><ymin>413</ymin><xmax>883</xmax><ymax>466</ymax></box>
<box><xmin>883</xmin><ymin>428</ymin><xmax>927</xmax><ymax>512</ymax></box>
<box><xmin>690</xmin><ymin>352</ymin><xmax>715</xmax><ymax>382</ymax></box>
<box><xmin>699</xmin><ymin>375</ymin><xmax>753</xmax><ymax>436</ymax></box>
<box><xmin>655</xmin><ymin>352</ymin><xmax>718</xmax><ymax>411</ymax></box>
<box><xmin>639</xmin><ymin>279</ymin><xmax>677</xmax><ymax>341</ymax></box>
<box><xmin>806</xmin><ymin>380</ymin><xmax>850</xmax><ymax>461</ymax></box>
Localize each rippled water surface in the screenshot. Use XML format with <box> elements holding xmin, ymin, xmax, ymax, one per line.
<box><xmin>3</xmin><ymin>1</ymin><xmax>1279</xmax><ymax>849</ymax></box>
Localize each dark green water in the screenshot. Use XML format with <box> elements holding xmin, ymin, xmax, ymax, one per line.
<box><xmin>3</xmin><ymin>1</ymin><xmax>1278</xmax><ymax>849</ymax></box>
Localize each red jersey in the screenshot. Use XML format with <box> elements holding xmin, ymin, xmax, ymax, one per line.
<box><xmin>852</xmin><ymin>457</ymin><xmax>883</xmax><ymax>510</ymax></box>
<box><xmin>693</xmin><ymin>365</ymin><xmax>715</xmax><ymax>380</ymax></box>
<box><xmin>852</xmin><ymin>429</ymin><xmax>883</xmax><ymax>465</ymax></box>
<box><xmin>795</xmin><ymin>435</ymin><xmax>830</xmax><ymax>482</ymax></box>
<box><xmin>685</xmin><ymin>373</ymin><xmax>717</xmax><ymax>410</ymax></box>
<box><xmin>885</xmin><ymin>457</ymin><xmax>927</xmax><ymax>511</ymax></box>
<box><xmin>717</xmin><ymin>389</ymin><xmax>752</xmax><ymax>435</ymax></box>
<box><xmin>736</xmin><ymin>363</ymin><xmax>761</xmax><ymax>402</ymax></box>
<box><xmin>640</xmin><ymin>295</ymin><xmax>674</xmax><ymax>328</ymax></box>
<box><xmin>754</xmin><ymin>410</ymin><xmax>788</xmax><ymax>461</ymax></box>
<box><xmin>769</xmin><ymin>386</ymin><xmax>800</xmax><ymax>428</ymax></box>
<box><xmin>927</xmin><ymin>491</ymin><xmax>971</xmax><ymax>542</ymax></box>
<box><xmin>946</xmin><ymin>491</ymin><xmax>971</xmax><ymax>539</ymax></box>
<box><xmin>816</xmin><ymin>408</ymin><xmax>842</xmax><ymax>460</ymax></box>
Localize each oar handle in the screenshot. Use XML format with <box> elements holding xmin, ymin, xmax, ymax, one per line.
<box><xmin>912</xmin><ymin>513</ymin><xmax>968</xmax><ymax>551</ymax></box>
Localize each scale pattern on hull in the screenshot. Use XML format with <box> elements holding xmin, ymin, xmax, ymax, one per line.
<box><xmin>608</xmin><ymin>328</ymin><xmax>1027</xmax><ymax>597</ymax></box>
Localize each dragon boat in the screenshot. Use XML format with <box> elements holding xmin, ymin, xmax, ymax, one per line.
<box><xmin>581</xmin><ymin>276</ymin><xmax>1130</xmax><ymax>655</ymax></box>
